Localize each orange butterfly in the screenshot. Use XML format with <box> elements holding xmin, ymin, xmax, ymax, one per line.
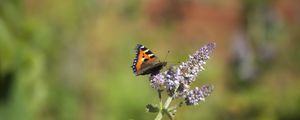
<box><xmin>132</xmin><ymin>44</ymin><xmax>167</xmax><ymax>76</ymax></box>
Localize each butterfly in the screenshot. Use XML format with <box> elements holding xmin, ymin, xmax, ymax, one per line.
<box><xmin>132</xmin><ymin>44</ymin><xmax>167</xmax><ymax>76</ymax></box>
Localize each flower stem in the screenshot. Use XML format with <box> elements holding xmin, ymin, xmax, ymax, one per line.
<box><xmin>163</xmin><ymin>96</ymin><xmax>174</xmax><ymax>120</ymax></box>
<box><xmin>163</xmin><ymin>96</ymin><xmax>173</xmax><ymax>109</ymax></box>
<box><xmin>154</xmin><ymin>85</ymin><xmax>179</xmax><ymax>120</ymax></box>
<box><xmin>154</xmin><ymin>90</ymin><xmax>163</xmax><ymax>120</ymax></box>
<box><xmin>154</xmin><ymin>110</ymin><xmax>163</xmax><ymax>120</ymax></box>
<box><xmin>154</xmin><ymin>96</ymin><xmax>173</xmax><ymax>120</ymax></box>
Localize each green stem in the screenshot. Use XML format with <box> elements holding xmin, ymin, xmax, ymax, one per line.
<box><xmin>163</xmin><ymin>96</ymin><xmax>173</xmax><ymax>109</ymax></box>
<box><xmin>154</xmin><ymin>96</ymin><xmax>173</xmax><ymax>120</ymax></box>
<box><xmin>154</xmin><ymin>85</ymin><xmax>180</xmax><ymax>120</ymax></box>
<box><xmin>154</xmin><ymin>110</ymin><xmax>163</xmax><ymax>120</ymax></box>
<box><xmin>163</xmin><ymin>97</ymin><xmax>174</xmax><ymax>120</ymax></box>
<box><xmin>155</xmin><ymin>90</ymin><xmax>163</xmax><ymax>120</ymax></box>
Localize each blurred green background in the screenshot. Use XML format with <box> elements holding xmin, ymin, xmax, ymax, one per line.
<box><xmin>1</xmin><ymin>0</ymin><xmax>300</xmax><ymax>120</ymax></box>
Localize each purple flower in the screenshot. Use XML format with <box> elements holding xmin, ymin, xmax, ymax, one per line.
<box><xmin>149</xmin><ymin>42</ymin><xmax>216</xmax><ymax>105</ymax></box>
<box><xmin>164</xmin><ymin>67</ymin><xmax>181</xmax><ymax>95</ymax></box>
<box><xmin>150</xmin><ymin>74</ymin><xmax>165</xmax><ymax>90</ymax></box>
<box><xmin>185</xmin><ymin>84</ymin><xmax>214</xmax><ymax>105</ymax></box>
<box><xmin>179</xmin><ymin>42</ymin><xmax>215</xmax><ymax>84</ymax></box>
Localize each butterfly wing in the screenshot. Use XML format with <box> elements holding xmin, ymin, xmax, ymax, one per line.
<box><xmin>139</xmin><ymin>61</ymin><xmax>167</xmax><ymax>75</ymax></box>
<box><xmin>132</xmin><ymin>44</ymin><xmax>166</xmax><ymax>76</ymax></box>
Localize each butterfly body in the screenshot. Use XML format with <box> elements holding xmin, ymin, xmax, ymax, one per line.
<box><xmin>132</xmin><ymin>44</ymin><xmax>167</xmax><ymax>76</ymax></box>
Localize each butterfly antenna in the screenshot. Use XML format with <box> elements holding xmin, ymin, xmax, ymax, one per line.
<box><xmin>163</xmin><ymin>50</ymin><xmax>170</xmax><ymax>62</ymax></box>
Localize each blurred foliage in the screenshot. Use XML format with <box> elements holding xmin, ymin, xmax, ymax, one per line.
<box><xmin>0</xmin><ymin>0</ymin><xmax>300</xmax><ymax>120</ymax></box>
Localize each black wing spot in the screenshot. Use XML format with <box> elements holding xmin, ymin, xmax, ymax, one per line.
<box><xmin>145</xmin><ymin>51</ymin><xmax>153</xmax><ymax>55</ymax></box>
<box><xmin>141</xmin><ymin>47</ymin><xmax>147</xmax><ymax>51</ymax></box>
<box><xmin>150</xmin><ymin>55</ymin><xmax>155</xmax><ymax>59</ymax></box>
<box><xmin>144</xmin><ymin>58</ymin><xmax>149</xmax><ymax>62</ymax></box>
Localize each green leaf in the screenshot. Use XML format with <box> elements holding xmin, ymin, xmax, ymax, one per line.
<box><xmin>146</xmin><ymin>104</ymin><xmax>160</xmax><ymax>113</ymax></box>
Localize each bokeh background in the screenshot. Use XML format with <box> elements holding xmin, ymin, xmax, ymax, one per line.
<box><xmin>1</xmin><ymin>0</ymin><xmax>300</xmax><ymax>120</ymax></box>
